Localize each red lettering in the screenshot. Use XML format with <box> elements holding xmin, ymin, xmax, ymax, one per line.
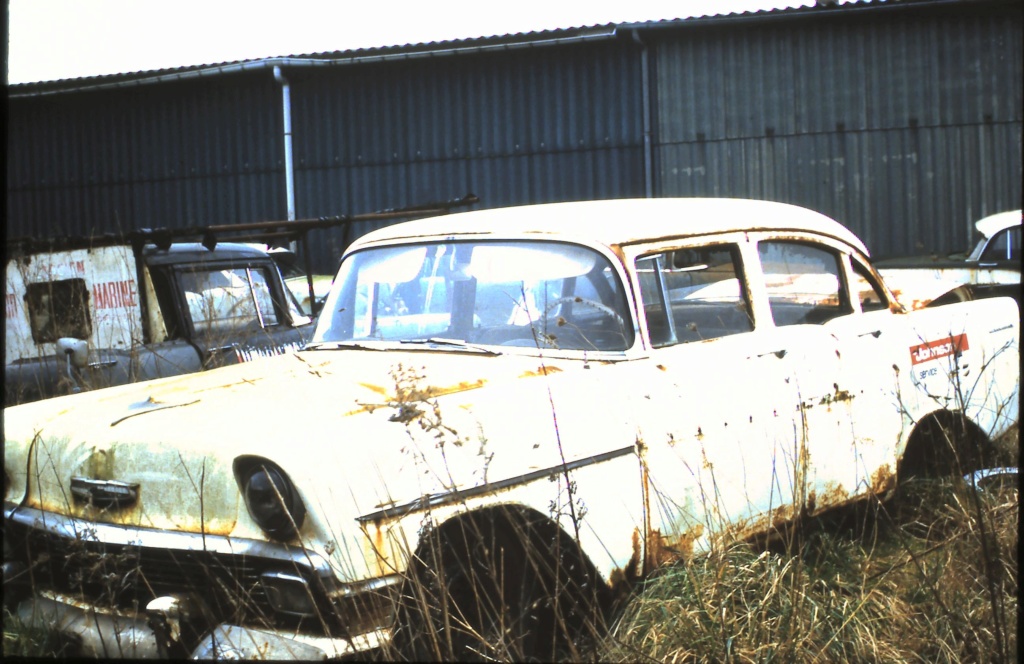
<box><xmin>909</xmin><ymin>334</ymin><xmax>969</xmax><ymax>366</ymax></box>
<box><xmin>92</xmin><ymin>280</ymin><xmax>137</xmax><ymax>310</ymax></box>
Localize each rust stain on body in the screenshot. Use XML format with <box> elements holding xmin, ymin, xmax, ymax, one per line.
<box><xmin>519</xmin><ymin>366</ymin><xmax>563</xmax><ymax>379</ymax></box>
<box><xmin>645</xmin><ymin>526</ymin><xmax>704</xmax><ymax>570</ymax></box>
<box><xmin>345</xmin><ymin>379</ymin><xmax>488</xmax><ymax>416</ymax></box>
<box><xmin>871</xmin><ymin>464</ymin><xmax>896</xmax><ymax>495</ymax></box>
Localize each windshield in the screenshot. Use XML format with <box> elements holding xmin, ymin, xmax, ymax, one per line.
<box><xmin>312</xmin><ymin>240</ymin><xmax>634</xmax><ymax>351</ymax></box>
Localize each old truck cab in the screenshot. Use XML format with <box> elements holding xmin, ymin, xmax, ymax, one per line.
<box><xmin>4</xmin><ymin>240</ymin><xmax>311</xmax><ymax>405</ymax></box>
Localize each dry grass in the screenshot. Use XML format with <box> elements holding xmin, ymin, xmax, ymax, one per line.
<box><xmin>601</xmin><ymin>469</ymin><xmax>1018</xmax><ymax>664</ymax></box>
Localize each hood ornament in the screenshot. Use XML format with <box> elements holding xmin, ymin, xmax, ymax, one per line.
<box><xmin>71</xmin><ymin>477</ymin><xmax>140</xmax><ymax>508</ymax></box>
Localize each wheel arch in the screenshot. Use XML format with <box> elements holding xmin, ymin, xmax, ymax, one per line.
<box><xmin>897</xmin><ymin>408</ymin><xmax>994</xmax><ymax>478</ymax></box>
<box><xmin>425</xmin><ymin>503</ymin><xmax>610</xmax><ymax>598</ymax></box>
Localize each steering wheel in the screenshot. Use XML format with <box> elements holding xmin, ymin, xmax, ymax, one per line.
<box><xmin>545</xmin><ymin>296</ymin><xmax>626</xmax><ymax>329</ymax></box>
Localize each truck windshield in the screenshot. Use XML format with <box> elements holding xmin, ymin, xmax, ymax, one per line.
<box><xmin>312</xmin><ymin>240</ymin><xmax>634</xmax><ymax>351</ymax></box>
<box><xmin>179</xmin><ymin>266</ymin><xmax>281</xmax><ymax>334</ymax></box>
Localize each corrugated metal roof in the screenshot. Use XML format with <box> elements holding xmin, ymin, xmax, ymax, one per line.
<box><xmin>8</xmin><ymin>0</ymin><xmax>943</xmax><ymax>91</ymax></box>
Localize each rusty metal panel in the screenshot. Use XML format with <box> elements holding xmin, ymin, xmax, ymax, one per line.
<box><xmin>5</xmin><ymin>245</ymin><xmax>142</xmax><ymax>366</ymax></box>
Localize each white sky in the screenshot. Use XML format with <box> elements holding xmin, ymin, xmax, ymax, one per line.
<box><xmin>6</xmin><ymin>0</ymin><xmax>824</xmax><ymax>84</ymax></box>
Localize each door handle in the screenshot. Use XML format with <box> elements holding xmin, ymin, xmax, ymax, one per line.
<box><xmin>757</xmin><ymin>349</ymin><xmax>787</xmax><ymax>359</ymax></box>
<box><xmin>859</xmin><ymin>330</ymin><xmax>882</xmax><ymax>339</ymax></box>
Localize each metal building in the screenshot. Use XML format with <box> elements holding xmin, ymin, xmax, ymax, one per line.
<box><xmin>6</xmin><ymin>0</ymin><xmax>1022</xmax><ymax>272</ymax></box>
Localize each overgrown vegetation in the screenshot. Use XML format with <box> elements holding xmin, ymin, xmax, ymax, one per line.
<box><xmin>601</xmin><ymin>427</ymin><xmax>1019</xmax><ymax>664</ymax></box>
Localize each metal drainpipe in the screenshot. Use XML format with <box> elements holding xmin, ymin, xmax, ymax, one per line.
<box><xmin>632</xmin><ymin>30</ymin><xmax>654</xmax><ymax>199</ymax></box>
<box><xmin>272</xmin><ymin>66</ymin><xmax>297</xmax><ymax>250</ymax></box>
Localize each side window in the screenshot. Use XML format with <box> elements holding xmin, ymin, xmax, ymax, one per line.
<box><xmin>980</xmin><ymin>227</ymin><xmax>1021</xmax><ymax>263</ymax></box>
<box><xmin>178</xmin><ymin>267</ymin><xmax>281</xmax><ymax>335</ymax></box>
<box><xmin>850</xmin><ymin>261</ymin><xmax>889</xmax><ymax>312</ymax></box>
<box><xmin>758</xmin><ymin>241</ymin><xmax>851</xmax><ymax>326</ymax></box>
<box><xmin>636</xmin><ymin>244</ymin><xmax>752</xmax><ymax>347</ymax></box>
<box><xmin>25</xmin><ymin>279</ymin><xmax>92</xmax><ymax>343</ymax></box>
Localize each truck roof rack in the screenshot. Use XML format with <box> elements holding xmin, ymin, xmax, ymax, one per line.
<box><xmin>5</xmin><ymin>194</ymin><xmax>479</xmax><ymax>254</ymax></box>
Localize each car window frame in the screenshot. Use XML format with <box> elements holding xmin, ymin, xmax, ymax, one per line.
<box><xmin>845</xmin><ymin>254</ymin><xmax>896</xmax><ymax>314</ymax></box>
<box><xmin>755</xmin><ymin>238</ymin><xmax>853</xmax><ymax>327</ymax></box>
<box><xmin>979</xmin><ymin>226</ymin><xmax>1022</xmax><ymax>264</ymax></box>
<box><xmin>744</xmin><ymin>230</ymin><xmax>899</xmax><ymax>327</ymax></box>
<box><xmin>624</xmin><ymin>231</ymin><xmax>758</xmax><ymax>350</ymax></box>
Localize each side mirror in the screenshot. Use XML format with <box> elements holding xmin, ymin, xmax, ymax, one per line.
<box><xmin>57</xmin><ymin>337</ymin><xmax>89</xmax><ymax>369</ymax></box>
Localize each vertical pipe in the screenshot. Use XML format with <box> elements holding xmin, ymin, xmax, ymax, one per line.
<box><xmin>632</xmin><ymin>30</ymin><xmax>654</xmax><ymax>199</ymax></box>
<box><xmin>273</xmin><ymin>66</ymin><xmax>297</xmax><ymax>226</ymax></box>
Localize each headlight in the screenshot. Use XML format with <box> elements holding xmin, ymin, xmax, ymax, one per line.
<box><xmin>237</xmin><ymin>459</ymin><xmax>306</xmax><ymax>540</ymax></box>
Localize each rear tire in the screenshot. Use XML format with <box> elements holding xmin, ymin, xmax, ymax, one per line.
<box><xmin>899</xmin><ymin>411</ymin><xmax>994</xmax><ymax>479</ymax></box>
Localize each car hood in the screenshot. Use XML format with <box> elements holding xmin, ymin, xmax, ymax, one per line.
<box><xmin>4</xmin><ymin>347</ymin><xmax>636</xmax><ymax>581</ymax></box>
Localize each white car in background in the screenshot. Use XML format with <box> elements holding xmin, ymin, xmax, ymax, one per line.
<box><xmin>878</xmin><ymin>210</ymin><xmax>1021</xmax><ymax>309</ymax></box>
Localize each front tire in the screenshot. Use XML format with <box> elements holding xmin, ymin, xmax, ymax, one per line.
<box><xmin>390</xmin><ymin>508</ymin><xmax>608</xmax><ymax>662</ymax></box>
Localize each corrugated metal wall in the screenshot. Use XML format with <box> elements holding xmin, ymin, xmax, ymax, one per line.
<box><xmin>6</xmin><ymin>1</ymin><xmax>1022</xmax><ymax>272</ymax></box>
<box><xmin>7</xmin><ymin>73</ymin><xmax>285</xmax><ymax>239</ymax></box>
<box><xmin>289</xmin><ymin>43</ymin><xmax>645</xmax><ymax>271</ymax></box>
<box><xmin>653</xmin><ymin>5</ymin><xmax>1022</xmax><ymax>257</ymax></box>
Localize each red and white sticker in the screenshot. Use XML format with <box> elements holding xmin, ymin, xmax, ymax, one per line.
<box><xmin>910</xmin><ymin>334</ymin><xmax>969</xmax><ymax>365</ymax></box>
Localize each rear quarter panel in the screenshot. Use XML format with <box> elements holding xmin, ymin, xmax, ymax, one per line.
<box><xmin>894</xmin><ymin>296</ymin><xmax>1019</xmax><ymax>446</ymax></box>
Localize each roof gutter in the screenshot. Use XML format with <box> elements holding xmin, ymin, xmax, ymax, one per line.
<box><xmin>619</xmin><ymin>0</ymin><xmax>1010</xmax><ymax>32</ymax></box>
<box><xmin>8</xmin><ymin>28</ymin><xmax>618</xmax><ymax>99</ymax></box>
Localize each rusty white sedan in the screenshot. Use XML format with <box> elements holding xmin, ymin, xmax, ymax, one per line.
<box><xmin>3</xmin><ymin>199</ymin><xmax>1019</xmax><ymax>661</ymax></box>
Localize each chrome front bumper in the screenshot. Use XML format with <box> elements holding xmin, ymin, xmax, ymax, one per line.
<box><xmin>4</xmin><ymin>503</ymin><xmax>391</xmax><ymax>659</ymax></box>
<box><xmin>12</xmin><ymin>590</ymin><xmax>388</xmax><ymax>659</ymax></box>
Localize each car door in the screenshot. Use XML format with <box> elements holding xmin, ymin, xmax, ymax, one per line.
<box><xmin>754</xmin><ymin>238</ymin><xmax>861</xmax><ymax>514</ymax></box>
<box><xmin>819</xmin><ymin>255</ymin><xmax>906</xmax><ymax>497</ymax></box>
<box><xmin>631</xmin><ymin>237</ymin><xmax>803</xmax><ymax>547</ymax></box>
<box><xmin>755</xmin><ymin>236</ymin><xmax>916</xmax><ymax>513</ymax></box>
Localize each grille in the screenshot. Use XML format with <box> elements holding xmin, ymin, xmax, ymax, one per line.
<box><xmin>7</xmin><ymin>520</ymin><xmax>321</xmax><ymax>627</ymax></box>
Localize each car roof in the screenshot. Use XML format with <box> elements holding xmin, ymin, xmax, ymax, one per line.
<box><xmin>974</xmin><ymin>210</ymin><xmax>1022</xmax><ymax>239</ymax></box>
<box><xmin>143</xmin><ymin>241</ymin><xmax>273</xmax><ymax>265</ymax></box>
<box><xmin>350</xmin><ymin>198</ymin><xmax>870</xmax><ymax>256</ymax></box>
